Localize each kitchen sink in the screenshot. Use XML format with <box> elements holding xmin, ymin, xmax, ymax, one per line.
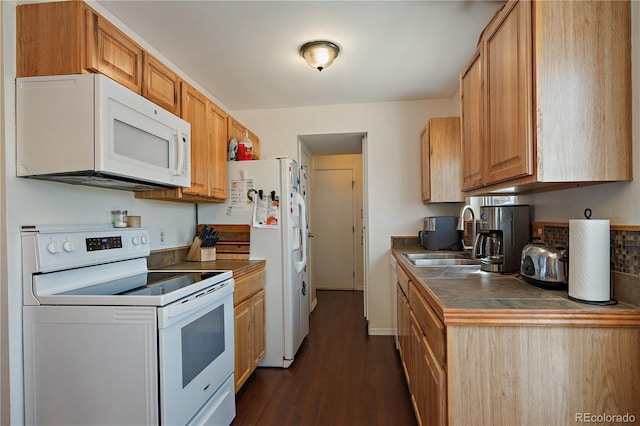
<box><xmin>402</xmin><ymin>253</ymin><xmax>480</xmax><ymax>267</ymax></box>
<box><xmin>404</xmin><ymin>253</ymin><xmax>468</xmax><ymax>260</ymax></box>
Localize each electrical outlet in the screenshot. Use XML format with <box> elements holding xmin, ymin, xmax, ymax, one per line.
<box><xmin>159</xmin><ymin>228</ymin><xmax>166</xmax><ymax>246</ymax></box>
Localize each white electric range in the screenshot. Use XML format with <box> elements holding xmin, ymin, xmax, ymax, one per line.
<box><xmin>22</xmin><ymin>225</ymin><xmax>236</xmax><ymax>426</ymax></box>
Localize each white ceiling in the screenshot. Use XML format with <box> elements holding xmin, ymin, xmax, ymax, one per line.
<box><xmin>94</xmin><ymin>1</ymin><xmax>504</xmax><ymax>156</ymax></box>
<box><xmin>95</xmin><ymin>0</ymin><xmax>505</xmax><ymax>113</ymax></box>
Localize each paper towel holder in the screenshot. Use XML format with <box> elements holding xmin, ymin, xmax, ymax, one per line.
<box><xmin>567</xmin><ymin>211</ymin><xmax>618</xmax><ymax>306</ymax></box>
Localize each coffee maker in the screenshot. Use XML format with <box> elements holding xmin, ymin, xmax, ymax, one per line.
<box><xmin>473</xmin><ymin>205</ymin><xmax>530</xmax><ymax>273</ymax></box>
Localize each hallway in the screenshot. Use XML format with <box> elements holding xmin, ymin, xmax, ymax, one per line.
<box><xmin>233</xmin><ymin>290</ymin><xmax>417</xmax><ymax>426</ymax></box>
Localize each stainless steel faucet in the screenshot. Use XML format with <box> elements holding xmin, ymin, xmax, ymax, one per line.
<box><xmin>457</xmin><ymin>205</ymin><xmax>476</xmax><ymax>252</ymax></box>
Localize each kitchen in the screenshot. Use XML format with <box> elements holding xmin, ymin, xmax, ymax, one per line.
<box><xmin>1</xmin><ymin>0</ymin><xmax>640</xmax><ymax>425</ymax></box>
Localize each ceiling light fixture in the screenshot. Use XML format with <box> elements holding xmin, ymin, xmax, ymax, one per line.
<box><xmin>299</xmin><ymin>41</ymin><xmax>340</xmax><ymax>71</ymax></box>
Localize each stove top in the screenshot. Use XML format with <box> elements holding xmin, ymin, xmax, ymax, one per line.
<box><xmin>60</xmin><ymin>271</ymin><xmax>228</xmax><ymax>297</ymax></box>
<box><xmin>22</xmin><ymin>225</ymin><xmax>233</xmax><ymax>307</ymax></box>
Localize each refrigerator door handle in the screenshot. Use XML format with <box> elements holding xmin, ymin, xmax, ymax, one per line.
<box><xmin>294</xmin><ymin>191</ymin><xmax>307</xmax><ymax>273</ymax></box>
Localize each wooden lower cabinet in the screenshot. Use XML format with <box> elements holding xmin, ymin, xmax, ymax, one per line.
<box><xmin>233</xmin><ymin>269</ymin><xmax>266</xmax><ymax>392</ymax></box>
<box><xmin>397</xmin><ymin>277</ymin><xmax>446</xmax><ymax>426</ymax></box>
<box><xmin>401</xmin><ymin>284</ymin><xmax>447</xmax><ymax>426</ymax></box>
<box><xmin>421</xmin><ymin>335</ymin><xmax>446</xmax><ymax>426</ymax></box>
<box><xmin>395</xmin><ymin>260</ymin><xmax>640</xmax><ymax>425</ymax></box>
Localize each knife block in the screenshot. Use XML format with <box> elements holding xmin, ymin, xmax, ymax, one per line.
<box><xmin>186</xmin><ymin>236</ymin><xmax>217</xmax><ymax>262</ymax></box>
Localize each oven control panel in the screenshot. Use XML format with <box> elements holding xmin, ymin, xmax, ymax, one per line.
<box><xmin>22</xmin><ymin>225</ymin><xmax>151</xmax><ymax>272</ymax></box>
<box><xmin>86</xmin><ymin>236</ymin><xmax>123</xmax><ymax>252</ymax></box>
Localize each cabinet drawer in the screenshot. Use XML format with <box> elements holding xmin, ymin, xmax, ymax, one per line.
<box><xmin>397</xmin><ymin>265</ymin><xmax>410</xmax><ymax>296</ymax></box>
<box><xmin>233</xmin><ymin>269</ymin><xmax>265</xmax><ymax>305</ymax></box>
<box><xmin>409</xmin><ymin>282</ymin><xmax>445</xmax><ymax>366</ymax></box>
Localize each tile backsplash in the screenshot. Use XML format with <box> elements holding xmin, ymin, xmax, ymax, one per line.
<box><xmin>538</xmin><ymin>224</ymin><xmax>639</xmax><ymax>277</ymax></box>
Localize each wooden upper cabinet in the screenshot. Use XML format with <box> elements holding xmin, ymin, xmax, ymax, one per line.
<box><xmin>17</xmin><ymin>1</ymin><xmax>86</xmax><ymax>77</ymax></box>
<box><xmin>16</xmin><ymin>2</ymin><xmax>143</xmax><ymax>93</ymax></box>
<box><xmin>533</xmin><ymin>0</ymin><xmax>632</xmax><ymax>182</ymax></box>
<box><xmin>85</xmin><ymin>10</ymin><xmax>143</xmax><ymax>93</ymax></box>
<box><xmin>136</xmin><ymin>81</ymin><xmax>224</xmax><ymax>202</ymax></box>
<box><xmin>460</xmin><ymin>0</ymin><xmax>631</xmax><ymax>195</ymax></box>
<box><xmin>18</xmin><ymin>1</ymin><xmax>260</xmax><ymax>203</ymax></box>
<box><xmin>483</xmin><ymin>0</ymin><xmax>533</xmax><ymax>186</ymax></box>
<box><xmin>421</xmin><ymin>117</ymin><xmax>463</xmax><ymax>203</ymax></box>
<box><xmin>142</xmin><ymin>53</ymin><xmax>181</xmax><ymax>115</ymax></box>
<box><xmin>460</xmin><ymin>47</ymin><xmax>484</xmax><ymax>191</ymax></box>
<box><xmin>228</xmin><ymin>116</ymin><xmax>260</xmax><ymax>160</ymax></box>
<box><xmin>208</xmin><ymin>102</ymin><xmax>229</xmax><ymax>200</ymax></box>
<box><xmin>181</xmin><ymin>82</ymin><xmax>211</xmax><ymax>197</ymax></box>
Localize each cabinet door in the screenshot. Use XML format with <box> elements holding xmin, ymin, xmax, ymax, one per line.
<box><xmin>420</xmin><ymin>124</ymin><xmax>431</xmax><ymax>202</ymax></box>
<box><xmin>483</xmin><ymin>0</ymin><xmax>533</xmax><ymax>185</ymax></box>
<box><xmin>429</xmin><ymin>117</ymin><xmax>463</xmax><ymax>202</ymax></box>
<box><xmin>181</xmin><ymin>82</ymin><xmax>210</xmax><ymax>197</ymax></box>
<box><xmin>234</xmin><ymin>298</ymin><xmax>253</xmax><ymax>392</ymax></box>
<box><xmin>85</xmin><ymin>9</ymin><xmax>143</xmax><ymax>93</ymax></box>
<box><xmin>460</xmin><ymin>48</ymin><xmax>484</xmax><ymax>190</ymax></box>
<box><xmin>17</xmin><ymin>1</ymin><xmax>84</xmax><ymax>78</ymax></box>
<box><xmin>252</xmin><ymin>290</ymin><xmax>266</xmax><ymax>367</ymax></box>
<box><xmin>208</xmin><ymin>102</ymin><xmax>229</xmax><ymax>200</ymax></box>
<box><xmin>143</xmin><ymin>53</ymin><xmax>180</xmax><ymax>115</ymax></box>
<box><xmin>396</xmin><ymin>285</ymin><xmax>405</xmax><ymax>359</ymax></box>
<box><xmin>398</xmin><ymin>286</ymin><xmax>411</xmax><ymax>384</ymax></box>
<box><xmin>422</xmin><ymin>335</ymin><xmax>446</xmax><ymax>426</ymax></box>
<box><xmin>409</xmin><ymin>313</ymin><xmax>423</xmax><ymax>425</ymax></box>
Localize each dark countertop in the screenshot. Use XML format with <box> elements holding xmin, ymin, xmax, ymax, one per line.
<box><xmin>391</xmin><ymin>246</ymin><xmax>640</xmax><ymax>326</ymax></box>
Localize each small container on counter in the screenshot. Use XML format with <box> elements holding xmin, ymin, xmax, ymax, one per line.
<box><xmin>111</xmin><ymin>210</ymin><xmax>128</xmax><ymax>228</ymax></box>
<box><xmin>127</xmin><ymin>215</ymin><xmax>141</xmax><ymax>228</ymax></box>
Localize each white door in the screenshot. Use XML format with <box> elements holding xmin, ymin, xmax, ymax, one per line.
<box><xmin>311</xmin><ymin>169</ymin><xmax>355</xmax><ymax>290</ymax></box>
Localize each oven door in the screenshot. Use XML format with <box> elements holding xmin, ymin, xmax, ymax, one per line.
<box><xmin>158</xmin><ymin>279</ymin><xmax>235</xmax><ymax>426</ymax></box>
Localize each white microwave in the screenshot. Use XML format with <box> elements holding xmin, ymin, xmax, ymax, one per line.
<box><xmin>17</xmin><ymin>74</ymin><xmax>190</xmax><ymax>191</ymax></box>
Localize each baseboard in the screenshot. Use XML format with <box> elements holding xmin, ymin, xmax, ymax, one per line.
<box><xmin>368</xmin><ymin>327</ymin><xmax>394</xmax><ymax>336</ymax></box>
<box><xmin>310</xmin><ymin>297</ymin><xmax>318</xmax><ymax>312</ymax></box>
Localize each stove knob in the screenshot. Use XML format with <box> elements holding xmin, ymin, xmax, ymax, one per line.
<box><xmin>132</xmin><ymin>236</ymin><xmax>140</xmax><ymax>245</ymax></box>
<box><xmin>141</xmin><ymin>235</ymin><xmax>149</xmax><ymax>245</ymax></box>
<box><xmin>47</xmin><ymin>242</ymin><xmax>62</xmax><ymax>254</ymax></box>
<box><xmin>62</xmin><ymin>241</ymin><xmax>76</xmax><ymax>252</ymax></box>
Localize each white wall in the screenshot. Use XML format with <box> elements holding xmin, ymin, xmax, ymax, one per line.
<box><xmin>230</xmin><ymin>98</ymin><xmax>461</xmax><ymax>334</ymax></box>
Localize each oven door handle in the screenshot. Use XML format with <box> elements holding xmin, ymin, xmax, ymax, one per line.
<box><xmin>160</xmin><ymin>281</ymin><xmax>232</xmax><ymax>327</ymax></box>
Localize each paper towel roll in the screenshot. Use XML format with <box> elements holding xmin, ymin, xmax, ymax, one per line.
<box><xmin>568</xmin><ymin>219</ymin><xmax>610</xmax><ymax>302</ymax></box>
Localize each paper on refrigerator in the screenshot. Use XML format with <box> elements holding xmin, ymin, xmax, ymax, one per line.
<box><xmin>229</xmin><ymin>178</ymin><xmax>254</xmax><ymax>207</ymax></box>
<box><xmin>252</xmin><ymin>192</ymin><xmax>279</xmax><ymax>229</ymax></box>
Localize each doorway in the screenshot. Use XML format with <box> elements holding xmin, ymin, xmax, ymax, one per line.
<box><xmin>298</xmin><ymin>133</ymin><xmax>366</xmax><ymax>316</ymax></box>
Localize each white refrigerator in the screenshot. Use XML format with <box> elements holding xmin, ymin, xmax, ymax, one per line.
<box><xmin>199</xmin><ymin>158</ymin><xmax>309</xmax><ymax>367</ymax></box>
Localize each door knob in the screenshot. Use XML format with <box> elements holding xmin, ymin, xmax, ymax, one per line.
<box><xmin>308</xmin><ymin>232</ymin><xmax>315</xmax><ymax>238</ymax></box>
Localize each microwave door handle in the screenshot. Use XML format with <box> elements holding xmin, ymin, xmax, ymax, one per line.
<box><xmin>173</xmin><ymin>128</ymin><xmax>185</xmax><ymax>176</ymax></box>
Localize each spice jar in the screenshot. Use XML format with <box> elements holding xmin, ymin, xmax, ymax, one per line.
<box><xmin>111</xmin><ymin>210</ymin><xmax>128</xmax><ymax>228</ymax></box>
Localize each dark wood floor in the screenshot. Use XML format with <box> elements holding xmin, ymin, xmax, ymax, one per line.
<box><xmin>233</xmin><ymin>290</ymin><xmax>417</xmax><ymax>426</ymax></box>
